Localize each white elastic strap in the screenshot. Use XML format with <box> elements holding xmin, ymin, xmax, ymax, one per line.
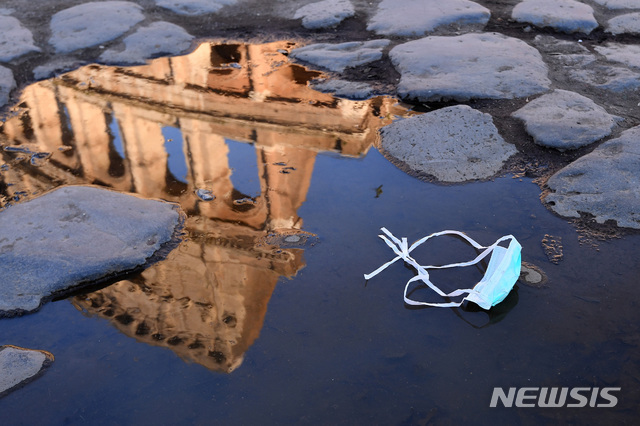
<box><xmin>364</xmin><ymin>228</ymin><xmax>514</xmax><ymax>307</ymax></box>
<box><xmin>404</xmin><ymin>274</ymin><xmax>477</xmax><ymax>308</ymax></box>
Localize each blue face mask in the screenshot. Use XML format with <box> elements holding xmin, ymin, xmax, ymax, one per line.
<box><xmin>364</xmin><ymin>228</ymin><xmax>522</xmax><ymax>310</ymax></box>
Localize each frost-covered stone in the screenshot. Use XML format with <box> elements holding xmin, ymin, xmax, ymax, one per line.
<box><xmin>367</xmin><ymin>0</ymin><xmax>490</xmax><ymax>36</ymax></box>
<box><xmin>544</xmin><ymin>126</ymin><xmax>640</xmax><ymax>229</ymax></box>
<box><xmin>290</xmin><ymin>40</ymin><xmax>389</xmax><ymax>72</ymax></box>
<box><xmin>592</xmin><ymin>0</ymin><xmax>640</xmax><ymax>9</ymax></box>
<box><xmin>0</xmin><ymin>185</ymin><xmax>183</xmax><ymax>316</ymax></box>
<box><xmin>380</xmin><ymin>105</ymin><xmax>516</xmax><ymax>182</ymax></box>
<box><xmin>390</xmin><ymin>33</ymin><xmax>551</xmax><ymax>102</ymax></box>
<box><xmin>0</xmin><ymin>16</ymin><xmax>40</xmax><ymax>62</ymax></box>
<box><xmin>595</xmin><ymin>43</ymin><xmax>640</xmax><ymax>69</ymax></box>
<box><xmin>0</xmin><ymin>65</ymin><xmax>16</xmax><ymax>107</ymax></box>
<box><xmin>311</xmin><ymin>79</ymin><xmax>373</xmax><ymax>99</ymax></box>
<box><xmin>50</xmin><ymin>1</ymin><xmax>145</xmax><ymax>53</ymax></box>
<box><xmin>155</xmin><ymin>0</ymin><xmax>237</xmax><ymax>15</ymax></box>
<box><xmin>100</xmin><ymin>22</ymin><xmax>194</xmax><ymax>65</ymax></box>
<box><xmin>606</xmin><ymin>12</ymin><xmax>640</xmax><ymax>34</ymax></box>
<box><xmin>512</xmin><ymin>90</ymin><xmax>619</xmax><ymax>150</ymax></box>
<box><xmin>294</xmin><ymin>0</ymin><xmax>355</xmax><ymax>29</ymax></box>
<box><xmin>512</xmin><ymin>0</ymin><xmax>598</xmax><ymax>34</ymax></box>
<box><xmin>0</xmin><ymin>346</ymin><xmax>53</xmax><ymax>396</ymax></box>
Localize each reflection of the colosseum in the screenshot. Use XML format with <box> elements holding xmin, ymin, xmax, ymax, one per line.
<box><xmin>0</xmin><ymin>41</ymin><xmax>403</xmax><ymax>372</ymax></box>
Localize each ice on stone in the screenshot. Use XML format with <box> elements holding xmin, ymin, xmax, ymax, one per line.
<box><xmin>155</xmin><ymin>0</ymin><xmax>237</xmax><ymax>15</ymax></box>
<box><xmin>294</xmin><ymin>0</ymin><xmax>355</xmax><ymax>29</ymax></box>
<box><xmin>50</xmin><ymin>1</ymin><xmax>145</xmax><ymax>53</ymax></box>
<box><xmin>290</xmin><ymin>39</ymin><xmax>390</xmax><ymax>72</ymax></box>
<box><xmin>544</xmin><ymin>126</ymin><xmax>640</xmax><ymax>229</ymax></box>
<box><xmin>367</xmin><ymin>0</ymin><xmax>490</xmax><ymax>36</ymax></box>
<box><xmin>606</xmin><ymin>12</ymin><xmax>640</xmax><ymax>34</ymax></box>
<box><xmin>512</xmin><ymin>0</ymin><xmax>598</xmax><ymax>34</ymax></box>
<box><xmin>390</xmin><ymin>33</ymin><xmax>551</xmax><ymax>102</ymax></box>
<box><xmin>0</xmin><ymin>65</ymin><xmax>16</xmax><ymax>107</ymax></box>
<box><xmin>0</xmin><ymin>346</ymin><xmax>53</xmax><ymax>395</ymax></box>
<box><xmin>380</xmin><ymin>105</ymin><xmax>517</xmax><ymax>183</ymax></box>
<box><xmin>0</xmin><ymin>16</ymin><xmax>40</xmax><ymax>62</ymax></box>
<box><xmin>100</xmin><ymin>22</ymin><xmax>194</xmax><ymax>65</ymax></box>
<box><xmin>0</xmin><ymin>185</ymin><xmax>183</xmax><ymax>316</ymax></box>
<box><xmin>512</xmin><ymin>90</ymin><xmax>620</xmax><ymax>151</ymax></box>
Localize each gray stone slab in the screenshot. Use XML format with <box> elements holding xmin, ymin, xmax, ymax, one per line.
<box><xmin>606</xmin><ymin>12</ymin><xmax>640</xmax><ymax>34</ymax></box>
<box><xmin>0</xmin><ymin>15</ymin><xmax>40</xmax><ymax>62</ymax></box>
<box><xmin>390</xmin><ymin>33</ymin><xmax>551</xmax><ymax>102</ymax></box>
<box><xmin>0</xmin><ymin>185</ymin><xmax>183</xmax><ymax>317</ymax></box>
<box><xmin>0</xmin><ymin>346</ymin><xmax>53</xmax><ymax>396</ymax></box>
<box><xmin>155</xmin><ymin>0</ymin><xmax>237</xmax><ymax>15</ymax></box>
<box><xmin>544</xmin><ymin>126</ymin><xmax>640</xmax><ymax>228</ymax></box>
<box><xmin>100</xmin><ymin>22</ymin><xmax>194</xmax><ymax>65</ymax></box>
<box><xmin>512</xmin><ymin>0</ymin><xmax>598</xmax><ymax>34</ymax></box>
<box><xmin>311</xmin><ymin>79</ymin><xmax>373</xmax><ymax>99</ymax></box>
<box><xmin>380</xmin><ymin>105</ymin><xmax>517</xmax><ymax>182</ymax></box>
<box><xmin>0</xmin><ymin>65</ymin><xmax>16</xmax><ymax>107</ymax></box>
<box><xmin>570</xmin><ymin>65</ymin><xmax>640</xmax><ymax>91</ymax></box>
<box><xmin>592</xmin><ymin>0</ymin><xmax>640</xmax><ymax>9</ymax></box>
<box><xmin>33</xmin><ymin>59</ymin><xmax>87</xmax><ymax>80</ymax></box>
<box><xmin>367</xmin><ymin>0</ymin><xmax>490</xmax><ymax>36</ymax></box>
<box><xmin>512</xmin><ymin>90</ymin><xmax>620</xmax><ymax>151</ymax></box>
<box><xmin>595</xmin><ymin>43</ymin><xmax>640</xmax><ymax>69</ymax></box>
<box><xmin>294</xmin><ymin>0</ymin><xmax>354</xmax><ymax>29</ymax></box>
<box><xmin>533</xmin><ymin>35</ymin><xmax>596</xmax><ymax>67</ymax></box>
<box><xmin>49</xmin><ymin>1</ymin><xmax>145</xmax><ymax>53</ymax></box>
<box><xmin>290</xmin><ymin>39</ymin><xmax>389</xmax><ymax>72</ymax></box>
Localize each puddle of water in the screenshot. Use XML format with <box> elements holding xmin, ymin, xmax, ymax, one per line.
<box><xmin>0</xmin><ymin>41</ymin><xmax>639</xmax><ymax>424</ymax></box>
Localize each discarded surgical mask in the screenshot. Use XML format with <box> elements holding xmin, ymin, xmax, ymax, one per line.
<box><xmin>364</xmin><ymin>228</ymin><xmax>522</xmax><ymax>310</ymax></box>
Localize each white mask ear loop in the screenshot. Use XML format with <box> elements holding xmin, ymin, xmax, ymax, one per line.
<box><xmin>364</xmin><ymin>228</ymin><xmax>515</xmax><ymax>307</ymax></box>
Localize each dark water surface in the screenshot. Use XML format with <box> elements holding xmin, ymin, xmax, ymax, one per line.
<box><xmin>1</xmin><ymin>41</ymin><xmax>639</xmax><ymax>425</ymax></box>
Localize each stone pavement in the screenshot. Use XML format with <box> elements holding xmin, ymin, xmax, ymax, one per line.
<box><xmin>0</xmin><ymin>345</ymin><xmax>53</xmax><ymax>397</ymax></box>
<box><xmin>0</xmin><ymin>0</ymin><xmax>638</xmax><ymax>231</ymax></box>
<box><xmin>0</xmin><ymin>185</ymin><xmax>183</xmax><ymax>317</ymax></box>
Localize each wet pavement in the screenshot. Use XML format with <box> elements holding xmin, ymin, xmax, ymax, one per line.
<box><xmin>0</xmin><ymin>1</ymin><xmax>640</xmax><ymax>424</ymax></box>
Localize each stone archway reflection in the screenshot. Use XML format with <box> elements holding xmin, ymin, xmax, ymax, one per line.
<box><xmin>0</xmin><ymin>41</ymin><xmax>405</xmax><ymax>372</ymax></box>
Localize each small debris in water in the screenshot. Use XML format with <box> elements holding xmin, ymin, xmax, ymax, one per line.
<box><xmin>4</xmin><ymin>146</ymin><xmax>32</xmax><ymax>154</ymax></box>
<box><xmin>30</xmin><ymin>152</ymin><xmax>51</xmax><ymax>166</ymax></box>
<box><xmin>574</xmin><ymin>294</ymin><xmax>600</xmax><ymax>304</ymax></box>
<box><xmin>233</xmin><ymin>197</ymin><xmax>255</xmax><ymax>206</ymax></box>
<box><xmin>195</xmin><ymin>189</ymin><xmax>215</xmax><ymax>201</ymax></box>
<box><xmin>542</xmin><ymin>234</ymin><xmax>563</xmax><ymax>264</ymax></box>
<box><xmin>3</xmin><ymin>146</ymin><xmax>51</xmax><ymax>166</ymax></box>
<box><xmin>259</xmin><ymin>230</ymin><xmax>319</xmax><ymax>248</ymax></box>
